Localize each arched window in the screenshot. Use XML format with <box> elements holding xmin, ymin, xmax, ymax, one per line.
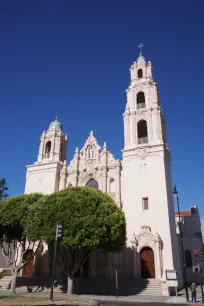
<box><xmin>109</xmin><ymin>179</ymin><xmax>116</xmax><ymax>193</ymax></box>
<box><xmin>86</xmin><ymin>179</ymin><xmax>98</xmax><ymax>189</ymax></box>
<box><xmin>138</xmin><ymin>69</ymin><xmax>143</xmax><ymax>79</ymax></box>
<box><xmin>137</xmin><ymin>92</ymin><xmax>145</xmax><ymax>109</ymax></box>
<box><xmin>138</xmin><ymin>120</ymin><xmax>148</xmax><ymax>144</ymax></box>
<box><xmin>185</xmin><ymin>250</ymin><xmax>192</xmax><ymax>268</ymax></box>
<box><xmin>60</xmin><ymin>143</ymin><xmax>63</xmax><ymax>161</ymax></box>
<box><xmin>45</xmin><ymin>141</ymin><xmax>51</xmax><ymax>158</ymax></box>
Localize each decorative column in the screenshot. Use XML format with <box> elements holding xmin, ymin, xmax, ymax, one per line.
<box><xmin>59</xmin><ymin>161</ymin><xmax>67</xmax><ymax>190</ymax></box>
<box><xmin>151</xmin><ymin>108</ymin><xmax>158</xmax><ymax>141</ymax></box>
<box><xmin>130</xmin><ymin>112</ymin><xmax>136</xmax><ymax>145</ymax></box>
<box><xmin>123</xmin><ymin>109</ymin><xmax>130</xmax><ymax>147</ymax></box>
<box><xmin>115</xmin><ymin>160</ymin><xmax>121</xmax><ymax>207</ymax></box>
<box><xmin>102</xmin><ymin>142</ymin><xmax>107</xmax><ymax>193</ymax></box>
<box><xmin>74</xmin><ymin>147</ymin><xmax>79</xmax><ymax>186</ymax></box>
<box><xmin>37</xmin><ymin>130</ymin><xmax>46</xmax><ymax>163</ymax></box>
<box><xmin>153</xmin><ymin>233</ymin><xmax>163</xmax><ymax>279</ymax></box>
<box><xmin>50</xmin><ymin>136</ymin><xmax>55</xmax><ymax>160</ymax></box>
<box><xmin>131</xmin><ymin>235</ymin><xmax>138</xmax><ymax>277</ymax></box>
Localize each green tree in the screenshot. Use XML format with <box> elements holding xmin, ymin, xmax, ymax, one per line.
<box><xmin>0</xmin><ymin>193</ymin><xmax>44</xmax><ymax>294</ymax></box>
<box><xmin>26</xmin><ymin>187</ymin><xmax>126</xmax><ymax>294</ymax></box>
<box><xmin>0</xmin><ymin>178</ymin><xmax>8</xmax><ymax>200</ymax></box>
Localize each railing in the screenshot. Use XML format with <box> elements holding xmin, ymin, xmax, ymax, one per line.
<box><xmin>138</xmin><ymin>137</ymin><xmax>148</xmax><ymax>144</ymax></box>
<box><xmin>137</xmin><ymin>103</ymin><xmax>146</xmax><ymax>109</ymax></box>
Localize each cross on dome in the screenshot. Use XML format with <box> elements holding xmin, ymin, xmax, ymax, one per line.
<box><xmin>137</xmin><ymin>42</ymin><xmax>144</xmax><ymax>56</ymax></box>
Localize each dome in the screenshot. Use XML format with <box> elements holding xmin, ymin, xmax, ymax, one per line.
<box><xmin>137</xmin><ymin>54</ymin><xmax>146</xmax><ymax>63</ymax></box>
<box><xmin>49</xmin><ymin>117</ymin><xmax>63</xmax><ymax>130</ymax></box>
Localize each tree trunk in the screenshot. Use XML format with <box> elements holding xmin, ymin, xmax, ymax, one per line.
<box><xmin>67</xmin><ymin>275</ymin><xmax>74</xmax><ymax>295</ymax></box>
<box><xmin>10</xmin><ymin>272</ymin><xmax>18</xmax><ymax>295</ymax></box>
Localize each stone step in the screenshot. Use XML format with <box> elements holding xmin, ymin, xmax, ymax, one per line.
<box><xmin>73</xmin><ymin>277</ymin><xmax>163</xmax><ymax>296</ymax></box>
<box><xmin>0</xmin><ymin>276</ymin><xmax>12</xmax><ymax>290</ymax></box>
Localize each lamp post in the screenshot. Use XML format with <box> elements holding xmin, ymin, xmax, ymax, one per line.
<box><xmin>173</xmin><ymin>185</ymin><xmax>189</xmax><ymax>302</ymax></box>
<box><xmin>50</xmin><ymin>224</ymin><xmax>63</xmax><ymax>302</ymax></box>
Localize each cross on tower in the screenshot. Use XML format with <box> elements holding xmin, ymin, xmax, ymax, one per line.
<box><xmin>137</xmin><ymin>42</ymin><xmax>144</xmax><ymax>55</ymax></box>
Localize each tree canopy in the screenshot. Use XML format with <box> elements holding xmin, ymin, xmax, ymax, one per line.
<box><xmin>0</xmin><ymin>193</ymin><xmax>44</xmax><ymax>293</ymax></box>
<box><xmin>0</xmin><ymin>178</ymin><xmax>8</xmax><ymax>200</ymax></box>
<box><xmin>26</xmin><ymin>187</ymin><xmax>126</xmax><ymax>294</ymax></box>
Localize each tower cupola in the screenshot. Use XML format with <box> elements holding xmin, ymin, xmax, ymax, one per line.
<box><xmin>49</xmin><ymin>116</ymin><xmax>63</xmax><ymax>130</ymax></box>
<box><xmin>37</xmin><ymin>117</ymin><xmax>67</xmax><ymax>164</ymax></box>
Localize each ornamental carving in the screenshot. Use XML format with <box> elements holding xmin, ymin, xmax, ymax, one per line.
<box><xmin>135</xmin><ymin>147</ymin><xmax>150</xmax><ymax>160</ymax></box>
<box><xmin>134</xmin><ymin>225</ymin><xmax>163</xmax><ymax>279</ymax></box>
<box><xmin>135</xmin><ymin>225</ymin><xmax>162</xmax><ymax>251</ymax></box>
<box><xmin>67</xmin><ymin>131</ymin><xmax>120</xmax><ymax>187</ymax></box>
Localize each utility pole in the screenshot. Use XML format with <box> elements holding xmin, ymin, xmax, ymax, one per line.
<box><xmin>50</xmin><ymin>224</ymin><xmax>63</xmax><ymax>302</ymax></box>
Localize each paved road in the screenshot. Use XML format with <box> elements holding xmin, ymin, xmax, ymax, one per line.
<box><xmin>100</xmin><ymin>300</ymin><xmax>194</xmax><ymax>306</ymax></box>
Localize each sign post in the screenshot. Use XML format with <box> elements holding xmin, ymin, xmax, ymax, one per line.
<box><xmin>166</xmin><ymin>270</ymin><xmax>178</xmax><ymax>296</ymax></box>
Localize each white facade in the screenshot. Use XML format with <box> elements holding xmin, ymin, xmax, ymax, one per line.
<box><xmin>24</xmin><ymin>51</ymin><xmax>183</xmax><ymax>295</ymax></box>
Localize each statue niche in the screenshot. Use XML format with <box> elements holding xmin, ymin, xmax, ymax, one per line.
<box><xmin>88</xmin><ymin>145</ymin><xmax>94</xmax><ymax>159</ymax></box>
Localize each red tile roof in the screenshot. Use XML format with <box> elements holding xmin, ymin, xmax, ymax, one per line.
<box><xmin>175</xmin><ymin>211</ymin><xmax>191</xmax><ymax>217</ymax></box>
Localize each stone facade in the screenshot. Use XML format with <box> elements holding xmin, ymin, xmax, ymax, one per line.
<box><xmin>23</xmin><ymin>50</ymin><xmax>186</xmax><ymax>295</ymax></box>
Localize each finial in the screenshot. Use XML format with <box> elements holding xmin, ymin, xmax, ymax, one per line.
<box><xmin>137</xmin><ymin>42</ymin><xmax>144</xmax><ymax>56</ymax></box>
<box><xmin>103</xmin><ymin>142</ymin><xmax>107</xmax><ymax>149</ymax></box>
<box><xmin>55</xmin><ymin>116</ymin><xmax>59</xmax><ymax>121</ymax></box>
<box><xmin>75</xmin><ymin>147</ymin><xmax>79</xmax><ymax>154</ymax></box>
<box><xmin>90</xmin><ymin>131</ymin><xmax>94</xmax><ymax>136</ymax></box>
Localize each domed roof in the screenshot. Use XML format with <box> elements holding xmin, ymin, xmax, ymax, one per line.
<box><xmin>49</xmin><ymin>116</ymin><xmax>63</xmax><ymax>130</ymax></box>
<box><xmin>137</xmin><ymin>54</ymin><xmax>146</xmax><ymax>63</ymax></box>
<box><xmin>136</xmin><ymin>43</ymin><xmax>146</xmax><ymax>63</ymax></box>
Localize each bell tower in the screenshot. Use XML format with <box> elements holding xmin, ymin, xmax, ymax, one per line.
<box><xmin>37</xmin><ymin>117</ymin><xmax>67</xmax><ymax>164</ymax></box>
<box><xmin>123</xmin><ymin>43</ymin><xmax>166</xmax><ymax>150</ymax></box>
<box><xmin>25</xmin><ymin>117</ymin><xmax>68</xmax><ymax>194</ymax></box>
<box><xmin>122</xmin><ymin>45</ymin><xmax>181</xmax><ymax>286</ymax></box>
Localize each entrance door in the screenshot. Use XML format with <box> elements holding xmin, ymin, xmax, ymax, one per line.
<box><xmin>140</xmin><ymin>247</ymin><xmax>155</xmax><ymax>278</ymax></box>
<box><xmin>23</xmin><ymin>251</ymin><xmax>34</xmax><ymax>277</ymax></box>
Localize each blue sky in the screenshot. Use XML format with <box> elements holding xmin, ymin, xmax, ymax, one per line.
<box><xmin>0</xmin><ymin>0</ymin><xmax>203</xmax><ymax>216</ymax></box>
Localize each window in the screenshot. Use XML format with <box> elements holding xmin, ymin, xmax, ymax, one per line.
<box><xmin>185</xmin><ymin>250</ymin><xmax>192</xmax><ymax>268</ymax></box>
<box><xmin>138</xmin><ymin>120</ymin><xmax>148</xmax><ymax>144</ymax></box>
<box><xmin>137</xmin><ymin>92</ymin><xmax>145</xmax><ymax>109</ymax></box>
<box><xmin>143</xmin><ymin>197</ymin><xmax>149</xmax><ymax>210</ymax></box>
<box><xmin>45</xmin><ymin>141</ymin><xmax>51</xmax><ymax>158</ymax></box>
<box><xmin>86</xmin><ymin>178</ymin><xmax>98</xmax><ymax>189</ymax></box>
<box><xmin>138</xmin><ymin>69</ymin><xmax>143</xmax><ymax>78</ymax></box>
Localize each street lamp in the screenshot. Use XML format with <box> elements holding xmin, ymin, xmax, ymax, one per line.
<box><xmin>173</xmin><ymin>185</ymin><xmax>189</xmax><ymax>302</ymax></box>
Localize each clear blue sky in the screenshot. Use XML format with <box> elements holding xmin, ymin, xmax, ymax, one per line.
<box><xmin>0</xmin><ymin>0</ymin><xmax>203</xmax><ymax>216</ymax></box>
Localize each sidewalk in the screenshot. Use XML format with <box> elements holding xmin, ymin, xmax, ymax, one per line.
<box><xmin>0</xmin><ymin>288</ymin><xmax>203</xmax><ymax>304</ymax></box>
<box><xmin>78</xmin><ymin>294</ymin><xmax>203</xmax><ymax>304</ymax></box>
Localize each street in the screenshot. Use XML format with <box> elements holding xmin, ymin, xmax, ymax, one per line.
<box><xmin>100</xmin><ymin>300</ymin><xmax>193</xmax><ymax>306</ymax></box>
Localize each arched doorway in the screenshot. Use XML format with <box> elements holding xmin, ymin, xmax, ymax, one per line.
<box><xmin>23</xmin><ymin>250</ymin><xmax>34</xmax><ymax>277</ymax></box>
<box><xmin>140</xmin><ymin>247</ymin><xmax>155</xmax><ymax>278</ymax></box>
<box><xmin>86</xmin><ymin>178</ymin><xmax>98</xmax><ymax>189</ymax></box>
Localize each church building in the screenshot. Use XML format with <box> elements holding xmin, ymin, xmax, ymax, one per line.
<box><xmin>24</xmin><ymin>48</ymin><xmax>183</xmax><ymax>296</ymax></box>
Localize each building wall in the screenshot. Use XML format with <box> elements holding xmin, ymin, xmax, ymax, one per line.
<box><xmin>25</xmin><ymin>162</ymin><xmax>63</xmax><ymax>194</ymax></box>
<box><xmin>175</xmin><ymin>207</ymin><xmax>204</xmax><ymax>284</ymax></box>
